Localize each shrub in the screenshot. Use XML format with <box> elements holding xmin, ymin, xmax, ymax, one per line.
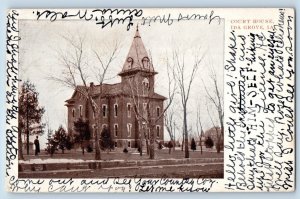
<box><xmin>100</xmin><ymin>126</ymin><xmax>114</xmax><ymax>151</ymax></box>
<box><xmin>205</xmin><ymin>136</ymin><xmax>214</xmax><ymax>148</ymax></box>
<box><xmin>158</xmin><ymin>142</ymin><xmax>163</xmax><ymax>150</ymax></box>
<box><xmin>87</xmin><ymin>145</ymin><xmax>93</xmax><ymax>153</ymax></box>
<box><xmin>191</xmin><ymin>138</ymin><xmax>196</xmax><ymax>151</ymax></box>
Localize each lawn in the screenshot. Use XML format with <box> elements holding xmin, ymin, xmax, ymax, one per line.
<box><xmin>22</xmin><ymin>148</ymin><xmax>223</xmax><ymax>161</ymax></box>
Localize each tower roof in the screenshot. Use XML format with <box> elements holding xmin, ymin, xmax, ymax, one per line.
<box><xmin>119</xmin><ymin>26</ymin><xmax>156</xmax><ymax>76</ymax></box>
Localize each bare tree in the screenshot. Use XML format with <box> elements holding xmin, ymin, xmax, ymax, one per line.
<box><xmin>206</xmin><ymin>105</ymin><xmax>222</xmax><ymax>153</ymax></box>
<box><xmin>128</xmin><ymin>55</ymin><xmax>176</xmax><ymax>159</ymax></box>
<box><xmin>164</xmin><ymin>107</ymin><xmax>177</xmax><ymax>153</ymax></box>
<box><xmin>128</xmin><ymin>76</ymin><xmax>150</xmax><ymax>155</ymax></box>
<box><xmin>50</xmin><ymin>34</ymin><xmax>120</xmax><ymax>160</ymax></box>
<box><xmin>202</xmin><ymin>65</ymin><xmax>224</xmax><ymax>153</ymax></box>
<box><xmin>173</xmin><ymin>49</ymin><xmax>205</xmax><ymax>158</ymax></box>
<box><xmin>196</xmin><ymin>104</ymin><xmax>204</xmax><ymax>154</ymax></box>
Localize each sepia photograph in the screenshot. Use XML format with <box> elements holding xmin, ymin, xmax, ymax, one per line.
<box><xmin>17</xmin><ymin>18</ymin><xmax>224</xmax><ymax>179</ymax></box>
<box><xmin>6</xmin><ymin>7</ymin><xmax>295</xmax><ymax>193</ymax></box>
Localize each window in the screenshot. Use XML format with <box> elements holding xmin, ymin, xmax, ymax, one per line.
<box><xmin>143</xmin><ymin>103</ymin><xmax>147</xmax><ymax>111</ymax></box>
<box><xmin>72</xmin><ymin>109</ymin><xmax>75</xmax><ymax>118</ymax></box>
<box><xmin>127</xmin><ymin>123</ymin><xmax>132</xmax><ymax>137</ymax></box>
<box><xmin>114</xmin><ymin>124</ymin><xmax>118</xmax><ymax>137</ymax></box>
<box><xmin>79</xmin><ymin>105</ymin><xmax>83</xmax><ymax>117</ymax></box>
<box><xmin>115</xmin><ymin>142</ymin><xmax>117</xmax><ymax>148</ymax></box>
<box><xmin>156</xmin><ymin>125</ymin><xmax>160</xmax><ymax>137</ymax></box>
<box><xmin>92</xmin><ymin>125</ymin><xmax>96</xmax><ymax>138</ymax></box>
<box><xmin>127</xmin><ymin>103</ymin><xmax>131</xmax><ymax>117</ymax></box>
<box><xmin>102</xmin><ymin>104</ymin><xmax>107</xmax><ymax>117</ymax></box>
<box><xmin>102</xmin><ymin>124</ymin><xmax>107</xmax><ymax>129</ymax></box>
<box><xmin>127</xmin><ymin>57</ymin><xmax>133</xmax><ymax>69</ymax></box>
<box><xmin>143</xmin><ymin>103</ymin><xmax>147</xmax><ymax>118</ymax></box>
<box><xmin>142</xmin><ymin>78</ymin><xmax>149</xmax><ymax>95</ymax></box>
<box><xmin>142</xmin><ymin>57</ymin><xmax>149</xmax><ymax>68</ymax></box>
<box><xmin>129</xmin><ymin>76</ymin><xmax>134</xmax><ymax>84</ymax></box>
<box><xmin>128</xmin><ymin>141</ymin><xmax>131</xmax><ymax>148</ymax></box>
<box><xmin>156</xmin><ymin>107</ymin><xmax>160</xmax><ymax>117</ymax></box>
<box><xmin>114</xmin><ymin>104</ymin><xmax>118</xmax><ymax>117</ymax></box>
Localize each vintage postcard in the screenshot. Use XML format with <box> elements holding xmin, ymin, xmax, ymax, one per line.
<box><xmin>6</xmin><ymin>8</ymin><xmax>295</xmax><ymax>192</ymax></box>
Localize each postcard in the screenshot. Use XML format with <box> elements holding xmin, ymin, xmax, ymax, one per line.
<box><xmin>5</xmin><ymin>8</ymin><xmax>295</xmax><ymax>192</ymax></box>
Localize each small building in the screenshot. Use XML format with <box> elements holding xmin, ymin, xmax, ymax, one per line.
<box><xmin>65</xmin><ymin>27</ymin><xmax>166</xmax><ymax>149</ymax></box>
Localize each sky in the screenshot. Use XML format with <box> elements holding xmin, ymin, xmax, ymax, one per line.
<box><xmin>19</xmin><ymin>18</ymin><xmax>224</xmax><ymax>146</ymax></box>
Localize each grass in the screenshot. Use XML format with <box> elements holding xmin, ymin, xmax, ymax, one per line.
<box><xmin>23</xmin><ymin>148</ymin><xmax>223</xmax><ymax>161</ymax></box>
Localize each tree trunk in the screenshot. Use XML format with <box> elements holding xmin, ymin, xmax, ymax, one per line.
<box><xmin>144</xmin><ymin>131</ymin><xmax>149</xmax><ymax>155</ymax></box>
<box><xmin>200</xmin><ymin>137</ymin><xmax>203</xmax><ymax>154</ymax></box>
<box><xmin>181</xmin><ymin>132</ymin><xmax>184</xmax><ymax>151</ymax></box>
<box><xmin>183</xmin><ymin>108</ymin><xmax>189</xmax><ymax>158</ymax></box>
<box><xmin>216</xmin><ymin>135</ymin><xmax>221</xmax><ymax>153</ymax></box>
<box><xmin>146</xmin><ymin>139</ymin><xmax>149</xmax><ymax>155</ymax></box>
<box><xmin>94</xmin><ymin>132</ymin><xmax>101</xmax><ymax>159</ymax></box>
<box><xmin>18</xmin><ymin>130</ymin><xmax>24</xmax><ymax>160</ymax></box>
<box><xmin>139</xmin><ymin>123</ymin><xmax>143</xmax><ymax>156</ymax></box>
<box><xmin>149</xmin><ymin>126</ymin><xmax>155</xmax><ymax>159</ymax></box>
<box><xmin>172</xmin><ymin>139</ymin><xmax>176</xmax><ymax>152</ymax></box>
<box><xmin>139</xmin><ymin>137</ymin><xmax>143</xmax><ymax>156</ymax></box>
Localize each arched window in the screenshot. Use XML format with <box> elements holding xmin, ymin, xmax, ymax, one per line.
<box><xmin>127</xmin><ymin>123</ymin><xmax>132</xmax><ymax>137</ymax></box>
<box><xmin>156</xmin><ymin>125</ymin><xmax>160</xmax><ymax>137</ymax></box>
<box><xmin>127</xmin><ymin>57</ymin><xmax>133</xmax><ymax>69</ymax></box>
<box><xmin>114</xmin><ymin>124</ymin><xmax>118</xmax><ymax>137</ymax></box>
<box><xmin>102</xmin><ymin>124</ymin><xmax>107</xmax><ymax>130</ymax></box>
<box><xmin>142</xmin><ymin>57</ymin><xmax>149</xmax><ymax>68</ymax></box>
<box><xmin>127</xmin><ymin>103</ymin><xmax>131</xmax><ymax>117</ymax></box>
<box><xmin>79</xmin><ymin>105</ymin><xmax>83</xmax><ymax>117</ymax></box>
<box><xmin>142</xmin><ymin>78</ymin><xmax>149</xmax><ymax>95</ymax></box>
<box><xmin>102</xmin><ymin>104</ymin><xmax>107</xmax><ymax>117</ymax></box>
<box><xmin>114</xmin><ymin>104</ymin><xmax>118</xmax><ymax>117</ymax></box>
<box><xmin>92</xmin><ymin>125</ymin><xmax>96</xmax><ymax>138</ymax></box>
<box><xmin>156</xmin><ymin>106</ymin><xmax>160</xmax><ymax>118</ymax></box>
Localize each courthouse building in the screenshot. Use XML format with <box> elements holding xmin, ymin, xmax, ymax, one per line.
<box><xmin>65</xmin><ymin>27</ymin><xmax>166</xmax><ymax>148</ymax></box>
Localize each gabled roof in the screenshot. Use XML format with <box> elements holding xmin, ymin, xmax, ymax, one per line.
<box><xmin>65</xmin><ymin>86</ymin><xmax>87</xmax><ymax>104</ymax></box>
<box><xmin>119</xmin><ymin>26</ymin><xmax>156</xmax><ymax>76</ymax></box>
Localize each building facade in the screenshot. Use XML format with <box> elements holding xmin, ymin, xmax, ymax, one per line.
<box><xmin>65</xmin><ymin>27</ymin><xmax>166</xmax><ymax>149</ymax></box>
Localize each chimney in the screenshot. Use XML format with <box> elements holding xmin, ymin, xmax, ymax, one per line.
<box><xmin>89</xmin><ymin>82</ymin><xmax>94</xmax><ymax>94</ymax></box>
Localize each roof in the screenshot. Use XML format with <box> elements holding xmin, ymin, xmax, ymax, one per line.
<box><xmin>152</xmin><ymin>93</ymin><xmax>167</xmax><ymax>100</ymax></box>
<box><xmin>65</xmin><ymin>83</ymin><xmax>122</xmax><ymax>104</ymax></box>
<box><xmin>119</xmin><ymin>26</ymin><xmax>156</xmax><ymax>76</ymax></box>
<box><xmin>65</xmin><ymin>83</ymin><xmax>166</xmax><ymax>104</ymax></box>
<box><xmin>91</xmin><ymin>83</ymin><xmax>122</xmax><ymax>96</ymax></box>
